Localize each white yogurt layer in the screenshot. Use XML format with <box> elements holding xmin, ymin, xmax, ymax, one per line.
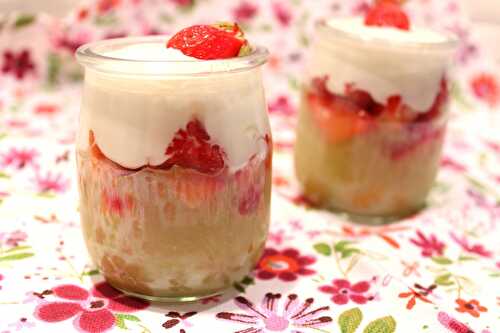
<box><xmin>310</xmin><ymin>18</ymin><xmax>456</xmax><ymax>111</ymax></box>
<box><xmin>78</xmin><ymin>42</ymin><xmax>269</xmax><ymax>170</ymax></box>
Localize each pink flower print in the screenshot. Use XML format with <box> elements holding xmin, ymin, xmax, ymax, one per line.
<box><xmin>34</xmin><ymin>103</ymin><xmax>60</xmax><ymax>115</ymax></box>
<box><xmin>268</xmin><ymin>95</ymin><xmax>296</xmax><ymax>117</ymax></box>
<box><xmin>319</xmin><ymin>279</ymin><xmax>372</xmax><ymax>305</ymax></box>
<box><xmin>233</xmin><ymin>1</ymin><xmax>258</xmax><ymax>22</ymax></box>
<box><xmin>438</xmin><ymin>311</ymin><xmax>474</xmax><ymax>333</ymax></box>
<box><xmin>8</xmin><ymin>318</ymin><xmax>36</xmax><ymax>331</ymax></box>
<box><xmin>217</xmin><ymin>293</ymin><xmax>332</xmax><ymax>332</ymax></box>
<box><xmin>169</xmin><ymin>0</ymin><xmax>193</xmax><ymax>7</ymax></box>
<box><xmin>1</xmin><ymin>148</ymin><xmax>38</xmax><ymax>169</ymax></box>
<box><xmin>268</xmin><ymin>229</ymin><xmax>292</xmax><ymax>246</ymax></box>
<box><xmin>272</xmin><ymin>1</ymin><xmax>292</xmax><ymax>27</ymax></box>
<box><xmin>4</xmin><ymin>230</ymin><xmax>28</xmax><ymax>247</ymax></box>
<box><xmin>441</xmin><ymin>156</ymin><xmax>467</xmax><ymax>172</ymax></box>
<box><xmin>54</xmin><ymin>30</ymin><xmax>92</xmax><ymax>54</ymax></box>
<box><xmin>2</xmin><ymin>49</ymin><xmax>36</xmax><ymax>80</ymax></box>
<box><xmin>410</xmin><ymin>230</ymin><xmax>445</xmax><ymax>257</ymax></box>
<box><xmin>97</xmin><ymin>0</ymin><xmax>122</xmax><ymax>13</ymax></box>
<box><xmin>34</xmin><ymin>282</ymin><xmax>148</xmax><ymax>333</ymax></box>
<box><xmin>450</xmin><ymin>232</ymin><xmax>492</xmax><ymax>258</ymax></box>
<box><xmin>256</xmin><ymin>248</ymin><xmax>316</xmax><ymax>282</ymax></box>
<box><xmin>34</xmin><ymin>171</ymin><xmax>69</xmax><ymax>193</ymax></box>
<box><xmin>470</xmin><ymin>73</ymin><xmax>499</xmax><ymax>107</ymax></box>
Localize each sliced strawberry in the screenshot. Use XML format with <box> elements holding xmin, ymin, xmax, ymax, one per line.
<box><xmin>364</xmin><ymin>2</ymin><xmax>410</xmax><ymax>31</ymax></box>
<box><xmin>344</xmin><ymin>83</ymin><xmax>382</xmax><ymax>115</ymax></box>
<box><xmin>308</xmin><ymin>92</ymin><xmax>374</xmax><ymax>143</ymax></box>
<box><xmin>167</xmin><ymin>23</ymin><xmax>248</xmax><ymax>60</ymax></box>
<box><xmin>160</xmin><ymin>118</ymin><xmax>226</xmax><ymax>175</ymax></box>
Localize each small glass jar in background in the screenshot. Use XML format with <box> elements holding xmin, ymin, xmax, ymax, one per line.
<box><xmin>76</xmin><ymin>37</ymin><xmax>271</xmax><ymax>301</ymax></box>
<box><xmin>295</xmin><ymin>18</ymin><xmax>457</xmax><ymax>221</ymax></box>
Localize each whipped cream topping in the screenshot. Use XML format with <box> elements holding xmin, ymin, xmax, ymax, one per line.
<box><xmin>310</xmin><ymin>18</ymin><xmax>456</xmax><ymax>111</ymax></box>
<box><xmin>105</xmin><ymin>43</ymin><xmax>196</xmax><ymax>61</ymax></box>
<box><xmin>77</xmin><ymin>40</ymin><xmax>269</xmax><ymax>171</ymax></box>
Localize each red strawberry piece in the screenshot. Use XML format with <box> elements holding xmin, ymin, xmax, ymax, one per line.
<box><xmin>308</xmin><ymin>92</ymin><xmax>374</xmax><ymax>143</ymax></box>
<box><xmin>310</xmin><ymin>76</ymin><xmax>335</xmax><ymax>102</ymax></box>
<box><xmin>364</xmin><ymin>2</ymin><xmax>410</xmax><ymax>31</ymax></box>
<box><xmin>167</xmin><ymin>23</ymin><xmax>247</xmax><ymax>60</ymax></box>
<box><xmin>344</xmin><ymin>83</ymin><xmax>382</xmax><ymax>114</ymax></box>
<box><xmin>160</xmin><ymin>118</ymin><xmax>226</xmax><ymax>175</ymax></box>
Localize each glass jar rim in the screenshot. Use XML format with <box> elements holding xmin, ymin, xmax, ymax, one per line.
<box><xmin>316</xmin><ymin>19</ymin><xmax>459</xmax><ymax>52</ymax></box>
<box><xmin>76</xmin><ymin>36</ymin><xmax>269</xmax><ymax>77</ymax></box>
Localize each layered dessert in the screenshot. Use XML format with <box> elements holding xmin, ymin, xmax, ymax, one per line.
<box><xmin>76</xmin><ymin>24</ymin><xmax>271</xmax><ymax>300</ymax></box>
<box><xmin>295</xmin><ymin>3</ymin><xmax>457</xmax><ymax>218</ymax></box>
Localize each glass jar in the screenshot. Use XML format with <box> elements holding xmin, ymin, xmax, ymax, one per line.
<box><xmin>76</xmin><ymin>36</ymin><xmax>271</xmax><ymax>301</ymax></box>
<box><xmin>295</xmin><ymin>19</ymin><xmax>457</xmax><ymax>221</ymax></box>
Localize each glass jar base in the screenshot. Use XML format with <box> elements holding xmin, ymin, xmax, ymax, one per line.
<box><xmin>108</xmin><ymin>281</ymin><xmax>226</xmax><ymax>303</ymax></box>
<box><xmin>322</xmin><ymin>202</ymin><xmax>427</xmax><ymax>225</ymax></box>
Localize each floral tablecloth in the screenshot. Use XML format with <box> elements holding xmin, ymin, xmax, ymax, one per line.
<box><xmin>0</xmin><ymin>1</ymin><xmax>499</xmax><ymax>332</ymax></box>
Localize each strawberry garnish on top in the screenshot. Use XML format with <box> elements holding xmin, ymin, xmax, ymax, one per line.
<box><xmin>160</xmin><ymin>118</ymin><xmax>226</xmax><ymax>175</ymax></box>
<box><xmin>364</xmin><ymin>1</ymin><xmax>410</xmax><ymax>31</ymax></box>
<box><xmin>167</xmin><ymin>23</ymin><xmax>250</xmax><ymax>60</ymax></box>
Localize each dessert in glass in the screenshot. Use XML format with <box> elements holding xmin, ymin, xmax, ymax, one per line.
<box><xmin>75</xmin><ymin>24</ymin><xmax>271</xmax><ymax>301</ymax></box>
<box><xmin>295</xmin><ymin>3</ymin><xmax>457</xmax><ymax>220</ymax></box>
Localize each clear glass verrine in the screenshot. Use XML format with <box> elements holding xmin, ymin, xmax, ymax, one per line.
<box><xmin>295</xmin><ymin>20</ymin><xmax>457</xmax><ymax>222</ymax></box>
<box><xmin>76</xmin><ymin>36</ymin><xmax>271</xmax><ymax>301</ymax></box>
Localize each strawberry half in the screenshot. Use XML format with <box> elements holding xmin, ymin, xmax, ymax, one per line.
<box><xmin>364</xmin><ymin>2</ymin><xmax>410</xmax><ymax>31</ymax></box>
<box><xmin>159</xmin><ymin>118</ymin><xmax>227</xmax><ymax>175</ymax></box>
<box><xmin>167</xmin><ymin>23</ymin><xmax>249</xmax><ymax>60</ymax></box>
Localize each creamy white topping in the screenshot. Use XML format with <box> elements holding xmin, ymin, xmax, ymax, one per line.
<box><xmin>105</xmin><ymin>43</ymin><xmax>196</xmax><ymax>61</ymax></box>
<box><xmin>310</xmin><ymin>18</ymin><xmax>455</xmax><ymax>111</ymax></box>
<box><xmin>78</xmin><ymin>41</ymin><xmax>269</xmax><ymax>171</ymax></box>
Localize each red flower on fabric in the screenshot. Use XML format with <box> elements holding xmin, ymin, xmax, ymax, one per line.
<box><xmin>271</xmin><ymin>1</ymin><xmax>292</xmax><ymax>26</ymax></box>
<box><xmin>34</xmin><ymin>282</ymin><xmax>148</xmax><ymax>333</ymax></box>
<box><xmin>470</xmin><ymin>73</ymin><xmax>499</xmax><ymax>107</ymax></box>
<box><xmin>2</xmin><ymin>49</ymin><xmax>36</xmax><ymax>80</ymax></box>
<box><xmin>268</xmin><ymin>95</ymin><xmax>296</xmax><ymax>117</ymax></box>
<box><xmin>455</xmin><ymin>298</ymin><xmax>487</xmax><ymax>318</ymax></box>
<box><xmin>450</xmin><ymin>232</ymin><xmax>492</xmax><ymax>258</ymax></box>
<box><xmin>233</xmin><ymin>1</ymin><xmax>258</xmax><ymax>22</ymax></box>
<box><xmin>1</xmin><ymin>147</ymin><xmax>38</xmax><ymax>169</ymax></box>
<box><xmin>319</xmin><ymin>279</ymin><xmax>372</xmax><ymax>305</ymax></box>
<box><xmin>256</xmin><ymin>248</ymin><xmax>316</xmax><ymax>281</ymax></box>
<box><xmin>97</xmin><ymin>0</ymin><xmax>122</xmax><ymax>13</ymax></box>
<box><xmin>410</xmin><ymin>230</ymin><xmax>445</xmax><ymax>257</ymax></box>
<box><xmin>34</xmin><ymin>171</ymin><xmax>69</xmax><ymax>193</ymax></box>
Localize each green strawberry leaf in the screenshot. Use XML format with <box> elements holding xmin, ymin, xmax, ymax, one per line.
<box><xmin>339</xmin><ymin>308</ymin><xmax>363</xmax><ymax>333</ymax></box>
<box><xmin>458</xmin><ymin>255</ymin><xmax>476</xmax><ymax>262</ymax></box>
<box><xmin>341</xmin><ymin>248</ymin><xmax>361</xmax><ymax>259</ymax></box>
<box><xmin>0</xmin><ymin>252</ymin><xmax>34</xmax><ymax>262</ymax></box>
<box><xmin>334</xmin><ymin>240</ymin><xmax>352</xmax><ymax>252</ymax></box>
<box><xmin>233</xmin><ymin>283</ymin><xmax>245</xmax><ymax>293</ymax></box>
<box><xmin>363</xmin><ymin>316</ymin><xmax>396</xmax><ymax>333</ymax></box>
<box><xmin>0</xmin><ymin>171</ymin><xmax>10</xmax><ymax>179</ymax></box>
<box><xmin>431</xmin><ymin>257</ymin><xmax>453</xmax><ymax>265</ymax></box>
<box><xmin>4</xmin><ymin>245</ymin><xmax>31</xmax><ymax>253</ymax></box>
<box><xmin>14</xmin><ymin>14</ymin><xmax>35</xmax><ymax>29</ymax></box>
<box><xmin>241</xmin><ymin>276</ymin><xmax>254</xmax><ymax>286</ymax></box>
<box><xmin>435</xmin><ymin>273</ymin><xmax>454</xmax><ymax>286</ymax></box>
<box><xmin>314</xmin><ymin>243</ymin><xmax>332</xmax><ymax>256</ymax></box>
<box><xmin>82</xmin><ymin>269</ymin><xmax>100</xmax><ymax>276</ymax></box>
<box><xmin>119</xmin><ymin>314</ymin><xmax>140</xmax><ymax>322</ymax></box>
<box><xmin>115</xmin><ymin>315</ymin><xmax>127</xmax><ymax>329</ymax></box>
